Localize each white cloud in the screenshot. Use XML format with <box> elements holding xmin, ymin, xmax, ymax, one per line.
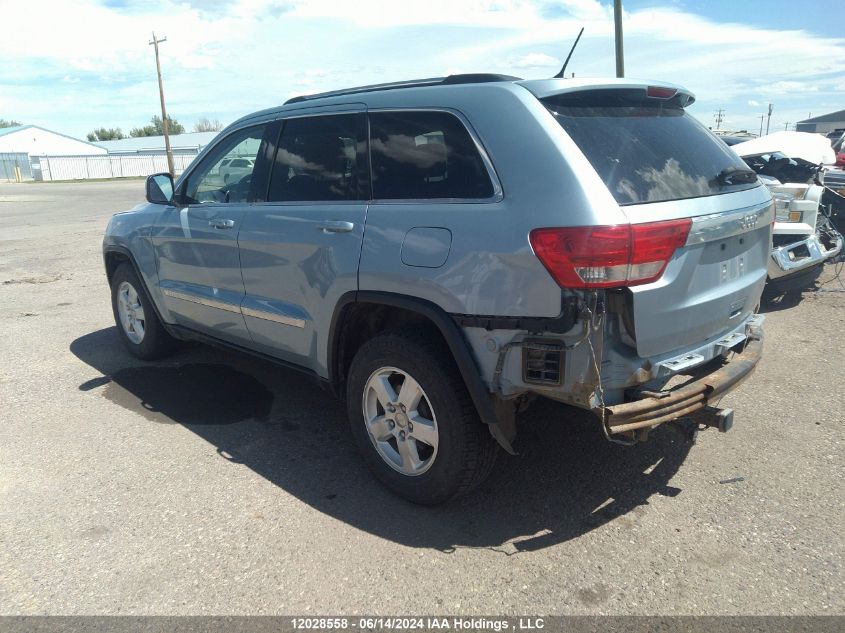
<box><xmin>1</xmin><ymin>0</ymin><xmax>843</xmax><ymax>138</ymax></box>
<box><xmin>510</xmin><ymin>53</ymin><xmax>561</xmax><ymax>69</ymax></box>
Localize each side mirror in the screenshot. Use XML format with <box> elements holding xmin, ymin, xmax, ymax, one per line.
<box><xmin>146</xmin><ymin>173</ymin><xmax>174</xmax><ymax>204</ymax></box>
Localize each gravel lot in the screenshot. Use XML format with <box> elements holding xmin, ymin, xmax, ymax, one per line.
<box><xmin>0</xmin><ymin>180</ymin><xmax>842</xmax><ymax>615</ymax></box>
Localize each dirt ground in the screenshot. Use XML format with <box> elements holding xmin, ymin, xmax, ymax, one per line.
<box><xmin>0</xmin><ymin>180</ymin><xmax>842</xmax><ymax>615</ymax></box>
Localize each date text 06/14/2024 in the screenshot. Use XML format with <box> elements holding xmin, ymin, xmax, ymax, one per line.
<box><xmin>290</xmin><ymin>617</ymin><xmax>546</xmax><ymax>630</ymax></box>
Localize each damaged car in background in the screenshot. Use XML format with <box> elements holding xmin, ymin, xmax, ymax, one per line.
<box><xmin>731</xmin><ymin>131</ymin><xmax>843</xmax><ymax>294</ymax></box>
<box><xmin>820</xmin><ymin>132</ymin><xmax>845</xmax><ymax>231</ymax></box>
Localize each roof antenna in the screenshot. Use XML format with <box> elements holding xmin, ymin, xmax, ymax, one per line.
<box><xmin>554</xmin><ymin>27</ymin><xmax>584</xmax><ymax>79</ymax></box>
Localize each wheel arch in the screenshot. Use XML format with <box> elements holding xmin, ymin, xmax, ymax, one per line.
<box><xmin>103</xmin><ymin>245</ymin><xmax>171</xmax><ymax>332</ymax></box>
<box><xmin>103</xmin><ymin>246</ymin><xmax>133</xmax><ymax>284</ymax></box>
<box><xmin>328</xmin><ymin>291</ymin><xmax>498</xmax><ymax>428</ymax></box>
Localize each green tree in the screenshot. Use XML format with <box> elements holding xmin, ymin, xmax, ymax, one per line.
<box><xmin>192</xmin><ymin>117</ymin><xmax>223</xmax><ymax>133</ymax></box>
<box><xmin>0</xmin><ymin>118</ymin><xmax>22</xmax><ymax>128</ymax></box>
<box><xmin>130</xmin><ymin>115</ymin><xmax>184</xmax><ymax>137</ymax></box>
<box><xmin>86</xmin><ymin>127</ymin><xmax>125</xmax><ymax>142</ymax></box>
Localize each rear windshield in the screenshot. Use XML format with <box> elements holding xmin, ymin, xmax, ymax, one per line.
<box><xmin>544</xmin><ymin>92</ymin><xmax>758</xmax><ymax>206</ymax></box>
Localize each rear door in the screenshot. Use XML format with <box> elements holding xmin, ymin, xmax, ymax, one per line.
<box><xmin>627</xmin><ymin>192</ymin><xmax>772</xmax><ymax>357</ymax></box>
<box><xmin>236</xmin><ymin>109</ymin><xmax>368</xmax><ymax>374</ymax></box>
<box><xmin>543</xmin><ymin>87</ymin><xmax>773</xmax><ymax>358</ymax></box>
<box><xmin>152</xmin><ymin>124</ymin><xmax>272</xmax><ymax>346</ymax></box>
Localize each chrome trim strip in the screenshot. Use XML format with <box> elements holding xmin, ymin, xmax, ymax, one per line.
<box><xmin>162</xmin><ymin>289</ymin><xmax>242</xmax><ymax>315</ymax></box>
<box><xmin>687</xmin><ymin>200</ymin><xmax>774</xmax><ymax>244</ymax></box>
<box><xmin>241</xmin><ymin>306</ymin><xmax>306</xmax><ymax>329</ymax></box>
<box><xmin>164</xmin><ymin>289</ymin><xmax>307</xmax><ymax>328</ymax></box>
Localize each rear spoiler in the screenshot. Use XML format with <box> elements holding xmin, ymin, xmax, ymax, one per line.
<box><xmin>517</xmin><ymin>78</ymin><xmax>695</xmax><ymax>107</ymax></box>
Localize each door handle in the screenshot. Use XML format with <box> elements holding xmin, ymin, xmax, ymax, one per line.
<box><xmin>209</xmin><ymin>218</ymin><xmax>235</xmax><ymax>229</ymax></box>
<box><xmin>316</xmin><ymin>220</ymin><xmax>354</xmax><ymax>233</ymax></box>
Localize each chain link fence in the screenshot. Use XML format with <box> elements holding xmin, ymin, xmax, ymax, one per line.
<box><xmin>0</xmin><ymin>153</ymin><xmax>33</xmax><ymax>182</ymax></box>
<box><xmin>30</xmin><ymin>152</ymin><xmax>198</xmax><ymax>181</ymax></box>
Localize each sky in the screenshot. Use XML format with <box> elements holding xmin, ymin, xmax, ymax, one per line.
<box><xmin>1</xmin><ymin>0</ymin><xmax>843</xmax><ymax>139</ymax></box>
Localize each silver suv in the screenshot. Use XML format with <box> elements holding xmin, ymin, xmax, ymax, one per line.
<box><xmin>104</xmin><ymin>74</ymin><xmax>772</xmax><ymax>504</ymax></box>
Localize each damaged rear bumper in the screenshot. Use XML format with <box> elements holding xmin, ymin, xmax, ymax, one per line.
<box><xmin>601</xmin><ymin>329</ymin><xmax>763</xmax><ymax>435</ymax></box>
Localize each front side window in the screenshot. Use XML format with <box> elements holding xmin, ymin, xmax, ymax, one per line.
<box><xmin>369</xmin><ymin>111</ymin><xmax>495</xmax><ymax>200</ymax></box>
<box><xmin>183</xmin><ymin>125</ymin><xmax>265</xmax><ymax>204</ymax></box>
<box><xmin>267</xmin><ymin>114</ymin><xmax>367</xmax><ymax>202</ymax></box>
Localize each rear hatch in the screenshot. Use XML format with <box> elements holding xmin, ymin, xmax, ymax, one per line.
<box><xmin>538</xmin><ymin>84</ymin><xmax>773</xmax><ymax>358</ymax></box>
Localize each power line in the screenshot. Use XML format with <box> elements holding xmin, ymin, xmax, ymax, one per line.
<box><xmin>149</xmin><ymin>32</ymin><xmax>175</xmax><ymax>178</ymax></box>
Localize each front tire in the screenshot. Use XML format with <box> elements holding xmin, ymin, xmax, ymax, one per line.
<box><xmin>346</xmin><ymin>331</ymin><xmax>498</xmax><ymax>505</ymax></box>
<box><xmin>110</xmin><ymin>262</ymin><xmax>175</xmax><ymax>360</ymax></box>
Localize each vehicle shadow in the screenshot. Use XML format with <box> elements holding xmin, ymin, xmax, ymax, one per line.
<box><xmin>759</xmin><ymin>289</ymin><xmax>806</xmax><ymax>313</ymax></box>
<box><xmin>71</xmin><ymin>328</ymin><xmax>692</xmax><ymax>553</ymax></box>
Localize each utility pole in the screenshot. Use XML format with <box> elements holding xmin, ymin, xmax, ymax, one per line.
<box><xmin>759</xmin><ymin>114</ymin><xmax>765</xmax><ymax>136</ymax></box>
<box><xmin>784</xmin><ymin>122</ymin><xmax>790</xmax><ymax>131</ymax></box>
<box><xmin>714</xmin><ymin>108</ymin><xmax>725</xmax><ymax>130</ymax></box>
<box><xmin>149</xmin><ymin>32</ymin><xmax>175</xmax><ymax>178</ymax></box>
<box><xmin>765</xmin><ymin>103</ymin><xmax>773</xmax><ymax>136</ymax></box>
<box><xmin>614</xmin><ymin>0</ymin><xmax>624</xmax><ymax>78</ymax></box>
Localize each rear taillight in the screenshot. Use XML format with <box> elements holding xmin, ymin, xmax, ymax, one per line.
<box><xmin>529</xmin><ymin>219</ymin><xmax>692</xmax><ymax>289</ymax></box>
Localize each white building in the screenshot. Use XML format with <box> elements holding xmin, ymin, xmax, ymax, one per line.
<box><xmin>795</xmin><ymin>110</ymin><xmax>845</xmax><ymax>136</ymax></box>
<box><xmin>0</xmin><ymin>125</ymin><xmax>106</xmax><ymax>156</ymax></box>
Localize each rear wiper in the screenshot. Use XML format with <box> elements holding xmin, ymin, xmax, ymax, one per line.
<box><xmin>715</xmin><ymin>167</ymin><xmax>758</xmax><ymax>186</ymax></box>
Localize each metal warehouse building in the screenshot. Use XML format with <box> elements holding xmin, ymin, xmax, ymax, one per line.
<box><xmin>0</xmin><ymin>125</ymin><xmax>106</xmax><ymax>156</ymax></box>
<box><xmin>94</xmin><ymin>131</ymin><xmax>220</xmax><ymax>155</ymax></box>
<box><xmin>796</xmin><ymin>109</ymin><xmax>845</xmax><ymax>135</ymax></box>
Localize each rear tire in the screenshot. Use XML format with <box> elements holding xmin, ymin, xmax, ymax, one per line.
<box><xmin>110</xmin><ymin>262</ymin><xmax>175</xmax><ymax>360</ymax></box>
<box><xmin>346</xmin><ymin>331</ymin><xmax>498</xmax><ymax>505</ymax></box>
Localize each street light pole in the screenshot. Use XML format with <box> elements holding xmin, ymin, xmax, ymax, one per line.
<box><xmin>614</xmin><ymin>0</ymin><xmax>624</xmax><ymax>78</ymax></box>
<box><xmin>149</xmin><ymin>32</ymin><xmax>175</xmax><ymax>178</ymax></box>
<box><xmin>765</xmin><ymin>103</ymin><xmax>773</xmax><ymax>136</ymax></box>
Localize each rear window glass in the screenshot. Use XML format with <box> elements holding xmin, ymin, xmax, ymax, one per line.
<box><xmin>370</xmin><ymin>111</ymin><xmax>494</xmax><ymax>200</ymax></box>
<box><xmin>544</xmin><ymin>92</ymin><xmax>757</xmax><ymax>205</ymax></box>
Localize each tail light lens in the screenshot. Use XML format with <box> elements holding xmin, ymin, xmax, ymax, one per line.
<box><xmin>529</xmin><ymin>219</ymin><xmax>692</xmax><ymax>289</ymax></box>
<box><xmin>646</xmin><ymin>86</ymin><xmax>678</xmax><ymax>99</ymax></box>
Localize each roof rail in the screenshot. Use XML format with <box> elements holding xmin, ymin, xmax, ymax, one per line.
<box><xmin>283</xmin><ymin>73</ymin><xmax>522</xmax><ymax>105</ymax></box>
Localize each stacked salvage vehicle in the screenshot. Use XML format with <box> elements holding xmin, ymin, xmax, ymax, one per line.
<box><xmin>729</xmin><ymin>132</ymin><xmax>843</xmax><ymax>293</ymax></box>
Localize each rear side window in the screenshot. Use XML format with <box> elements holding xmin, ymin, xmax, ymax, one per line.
<box><xmin>369</xmin><ymin>111</ymin><xmax>494</xmax><ymax>200</ymax></box>
<box><xmin>544</xmin><ymin>91</ymin><xmax>757</xmax><ymax>206</ymax></box>
<box><xmin>268</xmin><ymin>113</ymin><xmax>367</xmax><ymax>202</ymax></box>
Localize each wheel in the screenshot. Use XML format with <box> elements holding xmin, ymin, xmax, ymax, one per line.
<box><xmin>110</xmin><ymin>262</ymin><xmax>175</xmax><ymax>360</ymax></box>
<box><xmin>346</xmin><ymin>331</ymin><xmax>498</xmax><ymax>505</ymax></box>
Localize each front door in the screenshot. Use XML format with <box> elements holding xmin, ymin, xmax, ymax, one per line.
<box><xmin>152</xmin><ymin>123</ymin><xmax>271</xmax><ymax>346</ymax></box>
<box><xmin>237</xmin><ymin>110</ymin><xmax>368</xmax><ymax>374</ymax></box>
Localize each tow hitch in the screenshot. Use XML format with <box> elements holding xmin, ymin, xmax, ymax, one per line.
<box><xmin>693</xmin><ymin>406</ymin><xmax>734</xmax><ymax>433</ymax></box>
<box><xmin>667</xmin><ymin>406</ymin><xmax>734</xmax><ymax>443</ymax></box>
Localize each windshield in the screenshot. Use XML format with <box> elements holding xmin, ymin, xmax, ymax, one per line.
<box><xmin>544</xmin><ymin>92</ymin><xmax>758</xmax><ymax>206</ymax></box>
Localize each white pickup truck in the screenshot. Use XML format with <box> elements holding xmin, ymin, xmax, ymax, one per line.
<box><xmin>732</xmin><ymin>132</ymin><xmax>843</xmax><ymax>293</ymax></box>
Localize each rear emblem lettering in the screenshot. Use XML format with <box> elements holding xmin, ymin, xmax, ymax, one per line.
<box><xmin>740</xmin><ymin>214</ymin><xmax>758</xmax><ymax>230</ymax></box>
